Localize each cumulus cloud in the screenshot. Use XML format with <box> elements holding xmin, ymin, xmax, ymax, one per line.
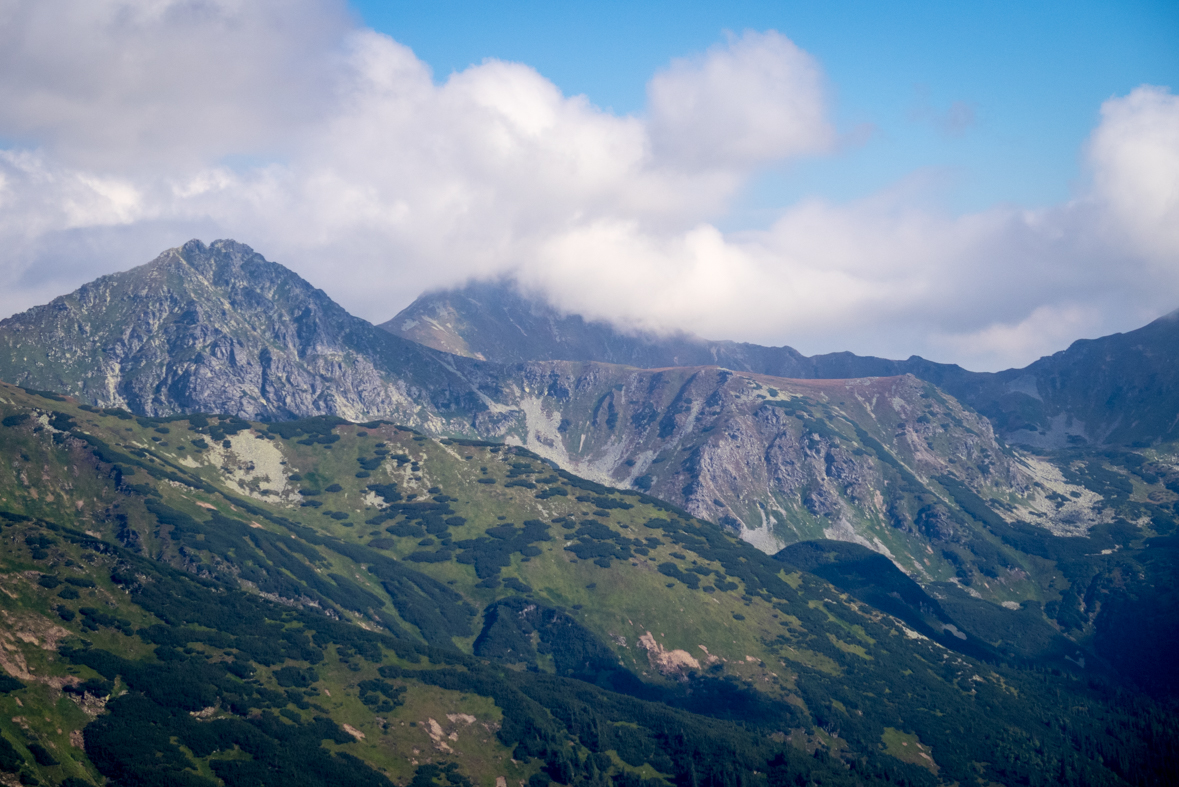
<box><xmin>647</xmin><ymin>30</ymin><xmax>834</xmax><ymax>169</ymax></box>
<box><xmin>1088</xmin><ymin>85</ymin><xmax>1179</xmax><ymax>262</ymax></box>
<box><xmin>0</xmin><ymin>0</ymin><xmax>1176</xmax><ymax>373</ymax></box>
<box><xmin>517</xmin><ymin>86</ymin><xmax>1179</xmax><ymax>370</ymax></box>
<box><xmin>0</xmin><ymin>0</ymin><xmax>350</xmax><ymax>169</ymax></box>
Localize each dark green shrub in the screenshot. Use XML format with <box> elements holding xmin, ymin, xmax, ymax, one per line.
<box><xmin>0</xmin><ymin>734</ymin><xmax>22</xmax><ymax>772</ymax></box>
<box><xmin>274</xmin><ymin>666</ymin><xmax>319</xmax><ymax>688</ymax></box>
<box><xmin>26</xmin><ymin>743</ymin><xmax>57</xmax><ymax>766</ymax></box>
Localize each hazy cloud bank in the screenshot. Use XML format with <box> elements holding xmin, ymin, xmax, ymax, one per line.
<box><xmin>0</xmin><ymin>0</ymin><xmax>1176</xmax><ymax>371</ymax></box>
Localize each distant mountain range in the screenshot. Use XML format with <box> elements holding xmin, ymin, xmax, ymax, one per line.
<box><xmin>385</xmin><ymin>279</ymin><xmax>1179</xmax><ymax>448</ymax></box>
<box><xmin>2</xmin><ymin>240</ymin><xmax>1178</xmax><ymax>646</ymax></box>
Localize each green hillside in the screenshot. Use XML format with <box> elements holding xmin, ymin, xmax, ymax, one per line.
<box><xmin>0</xmin><ymin>383</ymin><xmax>1176</xmax><ymax>787</ymax></box>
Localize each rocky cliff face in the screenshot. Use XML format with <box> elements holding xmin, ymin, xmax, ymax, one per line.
<box><xmin>486</xmin><ymin>362</ymin><xmax>1106</xmax><ymax>590</ymax></box>
<box><xmin>0</xmin><ymin>239</ymin><xmax>493</xmax><ymax>425</ymax></box>
<box><xmin>930</xmin><ymin>310</ymin><xmax>1179</xmax><ymax>448</ymax></box>
<box><xmin>385</xmin><ymin>279</ymin><xmax>1179</xmax><ymax>448</ymax></box>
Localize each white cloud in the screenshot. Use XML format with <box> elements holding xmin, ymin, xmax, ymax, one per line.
<box><xmin>647</xmin><ymin>30</ymin><xmax>834</xmax><ymax>169</ymax></box>
<box><xmin>928</xmin><ymin>304</ymin><xmax>1101</xmax><ymax>371</ymax></box>
<box><xmin>0</xmin><ymin>0</ymin><xmax>350</xmax><ymax>169</ymax></box>
<box><xmin>518</xmin><ymin>87</ymin><xmax>1179</xmax><ymax>370</ymax></box>
<box><xmin>0</xmin><ymin>2</ymin><xmax>1176</xmax><ymax>373</ymax></box>
<box><xmin>1088</xmin><ymin>85</ymin><xmax>1179</xmax><ymax>262</ymax></box>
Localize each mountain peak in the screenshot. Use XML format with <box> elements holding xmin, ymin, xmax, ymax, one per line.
<box><xmin>56</xmin><ymin>238</ymin><xmax>284</xmax><ymax>318</ymax></box>
<box><xmin>152</xmin><ymin>237</ymin><xmax>295</xmax><ymax>293</ymax></box>
<box><xmin>381</xmin><ymin>277</ymin><xmax>712</xmax><ymax>365</ymax></box>
<box><xmin>383</xmin><ymin>278</ymin><xmax>810</xmax><ymax>372</ymax></box>
<box><xmin>174</xmin><ymin>237</ymin><xmax>259</xmax><ymax>275</ymax></box>
<box><xmin>0</xmin><ymin>240</ymin><xmax>462</xmax><ymax>422</ymax></box>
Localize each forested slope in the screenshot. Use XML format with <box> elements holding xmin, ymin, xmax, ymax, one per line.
<box><xmin>0</xmin><ymin>384</ymin><xmax>1176</xmax><ymax>787</ymax></box>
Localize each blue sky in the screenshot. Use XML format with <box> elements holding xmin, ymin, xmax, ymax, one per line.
<box><xmin>352</xmin><ymin>0</ymin><xmax>1178</xmax><ymax>219</ymax></box>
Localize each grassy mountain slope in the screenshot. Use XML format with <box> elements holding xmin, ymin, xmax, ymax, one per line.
<box><xmin>486</xmin><ymin>362</ymin><xmax>1169</xmax><ymax>611</ymax></box>
<box><xmin>384</xmin><ymin>281</ymin><xmax>1179</xmax><ymax>448</ymax></box>
<box><xmin>773</xmin><ymin>540</ymin><xmax>998</xmax><ymax>660</ymax></box>
<box><xmin>1</xmin><ymin>384</ymin><xmax>1177</xmax><ymax>787</ymax></box>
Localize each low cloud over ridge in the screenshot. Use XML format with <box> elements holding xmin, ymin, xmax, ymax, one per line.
<box><xmin>0</xmin><ymin>0</ymin><xmax>1176</xmax><ymax>372</ymax></box>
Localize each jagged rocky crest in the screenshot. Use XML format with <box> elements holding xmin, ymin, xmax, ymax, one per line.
<box><xmin>0</xmin><ymin>239</ymin><xmax>487</xmax><ymax>423</ymax></box>
<box><xmin>386</xmin><ymin>278</ymin><xmax>1179</xmax><ymax>448</ymax></box>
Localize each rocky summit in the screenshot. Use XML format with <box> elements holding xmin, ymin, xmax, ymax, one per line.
<box><xmin>0</xmin><ymin>239</ymin><xmax>486</xmax><ymax>424</ymax></box>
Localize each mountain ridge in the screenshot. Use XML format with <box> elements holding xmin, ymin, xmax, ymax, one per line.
<box><xmin>0</xmin><ymin>242</ymin><xmax>1041</xmax><ymax>572</ymax></box>
<box><xmin>383</xmin><ymin>279</ymin><xmax>1179</xmax><ymax>448</ymax></box>
<box><xmin>0</xmin><ymin>239</ymin><xmax>490</xmax><ymax>424</ymax></box>
<box><xmin>4</xmin><ymin>240</ymin><xmax>1179</xmax><ymax>630</ymax></box>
